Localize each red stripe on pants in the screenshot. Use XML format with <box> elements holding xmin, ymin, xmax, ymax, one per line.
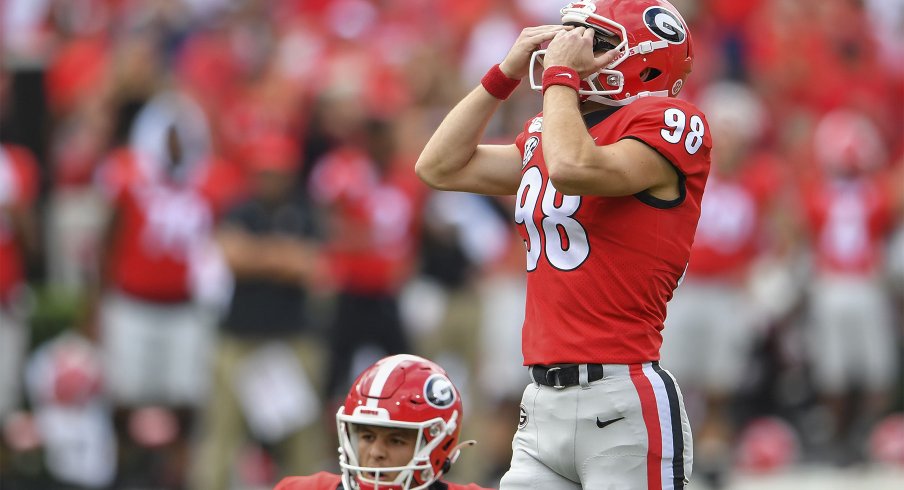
<box><xmin>630</xmin><ymin>364</ymin><xmax>662</xmax><ymax>490</ymax></box>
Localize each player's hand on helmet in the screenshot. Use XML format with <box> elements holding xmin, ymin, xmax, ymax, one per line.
<box><xmin>499</xmin><ymin>25</ymin><xmax>572</xmax><ymax>79</ymax></box>
<box><xmin>544</xmin><ymin>27</ymin><xmax>619</xmax><ymax>79</ymax></box>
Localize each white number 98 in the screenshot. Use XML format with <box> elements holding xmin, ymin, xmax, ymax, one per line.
<box><xmin>660</xmin><ymin>108</ymin><xmax>705</xmax><ymax>155</ymax></box>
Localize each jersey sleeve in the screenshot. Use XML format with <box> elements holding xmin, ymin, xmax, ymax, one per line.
<box><xmin>618</xmin><ymin>99</ymin><xmax>711</xmax><ymax>179</ymax></box>
<box><xmin>514</xmin><ymin>128</ymin><xmax>528</xmax><ymax>153</ymax></box>
<box><xmin>273</xmin><ymin>472</ymin><xmax>342</xmax><ymax>490</ymax></box>
<box><xmin>514</xmin><ymin>113</ymin><xmax>543</xmax><ymax>156</ymax></box>
<box><xmin>446</xmin><ymin>482</ymin><xmax>497</xmax><ymax>490</ymax></box>
<box><xmin>273</xmin><ymin>477</ymin><xmax>296</xmax><ymax>490</ymax></box>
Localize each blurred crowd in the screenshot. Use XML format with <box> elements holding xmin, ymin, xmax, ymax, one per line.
<box><xmin>0</xmin><ymin>0</ymin><xmax>902</xmax><ymax>489</ymax></box>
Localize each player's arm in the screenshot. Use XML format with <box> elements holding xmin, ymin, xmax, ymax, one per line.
<box><xmin>416</xmin><ymin>25</ymin><xmax>570</xmax><ymax>196</ymax></box>
<box><xmin>544</xmin><ymin>106</ymin><xmax>678</xmax><ymax>198</ymax></box>
<box><xmin>541</xmin><ymin>28</ymin><xmax>678</xmax><ymax>198</ymax></box>
<box><xmin>415</xmin><ymin>87</ymin><xmax>521</xmax><ymax>195</ymax></box>
<box><xmin>216</xmin><ymin>223</ymin><xmax>319</xmax><ymax>284</ymax></box>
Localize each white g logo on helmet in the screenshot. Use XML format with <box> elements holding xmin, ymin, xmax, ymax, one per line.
<box><xmin>643</xmin><ymin>6</ymin><xmax>686</xmax><ymax>44</ymax></box>
<box><xmin>424</xmin><ymin>374</ymin><xmax>456</xmax><ymax>409</ymax></box>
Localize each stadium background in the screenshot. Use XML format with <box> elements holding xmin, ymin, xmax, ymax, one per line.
<box><xmin>0</xmin><ymin>0</ymin><xmax>902</xmax><ymax>489</ymax></box>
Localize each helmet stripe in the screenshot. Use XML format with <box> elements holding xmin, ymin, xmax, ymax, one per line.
<box><xmin>365</xmin><ymin>354</ymin><xmax>423</xmax><ymax>407</ymax></box>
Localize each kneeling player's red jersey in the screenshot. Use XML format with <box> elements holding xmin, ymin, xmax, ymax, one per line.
<box><xmin>274</xmin><ymin>472</ymin><xmax>493</xmax><ymax>490</ymax></box>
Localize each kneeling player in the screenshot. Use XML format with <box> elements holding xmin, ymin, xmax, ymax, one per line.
<box><xmin>275</xmin><ymin>354</ymin><xmax>492</xmax><ymax>490</ymax></box>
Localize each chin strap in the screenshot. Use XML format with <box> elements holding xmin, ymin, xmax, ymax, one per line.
<box><xmin>586</xmin><ymin>89</ymin><xmax>670</xmax><ymax>107</ymax></box>
<box><xmin>450</xmin><ymin>440</ymin><xmax>477</xmax><ymax>465</ymax></box>
<box><xmin>627</xmin><ymin>40</ymin><xmax>669</xmax><ymax>56</ymax></box>
<box><xmin>437</xmin><ymin>439</ymin><xmax>477</xmax><ymax>478</ymax></box>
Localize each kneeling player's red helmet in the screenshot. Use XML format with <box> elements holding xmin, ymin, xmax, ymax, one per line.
<box><xmin>530</xmin><ymin>0</ymin><xmax>694</xmax><ymax>106</ymax></box>
<box><xmin>337</xmin><ymin>354</ymin><xmax>471</xmax><ymax>490</ymax></box>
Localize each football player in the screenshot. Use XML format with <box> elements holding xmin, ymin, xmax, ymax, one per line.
<box><xmin>801</xmin><ymin>109</ymin><xmax>898</xmax><ymax>463</ymax></box>
<box><xmin>0</xmin><ymin>142</ymin><xmax>40</xmax><ymax>422</ymax></box>
<box><xmin>416</xmin><ymin>1</ymin><xmax>710</xmax><ymax>488</ymax></box>
<box><xmin>274</xmin><ymin>354</ymin><xmax>491</xmax><ymax>490</ymax></box>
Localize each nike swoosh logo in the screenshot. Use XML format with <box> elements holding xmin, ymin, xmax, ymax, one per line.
<box><xmin>596</xmin><ymin>416</ymin><xmax>624</xmax><ymax>429</ymax></box>
<box><xmin>555</xmin><ymin>73</ymin><xmax>574</xmax><ymax>79</ymax></box>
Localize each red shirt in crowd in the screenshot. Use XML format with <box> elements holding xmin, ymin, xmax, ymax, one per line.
<box><xmin>802</xmin><ymin>174</ymin><xmax>896</xmax><ymax>277</ymax></box>
<box><xmin>310</xmin><ymin>147</ymin><xmax>423</xmax><ymax>295</ymax></box>
<box><xmin>687</xmin><ymin>155</ymin><xmax>782</xmax><ymax>280</ymax></box>
<box><xmin>0</xmin><ymin>144</ymin><xmax>40</xmax><ymax>303</ymax></box>
<box><xmin>97</xmin><ymin>148</ymin><xmax>244</xmax><ymax>302</ymax></box>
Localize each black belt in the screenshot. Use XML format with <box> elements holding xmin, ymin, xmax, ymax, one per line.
<box><xmin>530</xmin><ymin>364</ymin><xmax>605</xmax><ymax>388</ymax></box>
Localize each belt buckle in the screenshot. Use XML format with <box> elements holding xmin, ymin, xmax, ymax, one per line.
<box><xmin>545</xmin><ymin>366</ymin><xmax>565</xmax><ymax>389</ymax></box>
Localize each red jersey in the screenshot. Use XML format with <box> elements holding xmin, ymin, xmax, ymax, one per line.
<box><xmin>0</xmin><ymin>144</ymin><xmax>40</xmax><ymax>303</ymax></box>
<box><xmin>98</xmin><ymin>149</ymin><xmax>244</xmax><ymax>302</ymax></box>
<box><xmin>274</xmin><ymin>473</ymin><xmax>492</xmax><ymax>490</ymax></box>
<box><xmin>514</xmin><ymin>97</ymin><xmax>711</xmax><ymax>365</ymax></box>
<box><xmin>310</xmin><ymin>148</ymin><xmax>424</xmax><ymax>294</ymax></box>
<box><xmin>802</xmin><ymin>175</ymin><xmax>895</xmax><ymax>277</ymax></box>
<box><xmin>688</xmin><ymin>155</ymin><xmax>781</xmax><ymax>280</ymax></box>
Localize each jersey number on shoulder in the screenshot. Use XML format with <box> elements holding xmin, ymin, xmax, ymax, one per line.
<box><xmin>660</xmin><ymin>108</ymin><xmax>705</xmax><ymax>154</ymax></box>
<box><xmin>515</xmin><ymin>166</ymin><xmax>589</xmax><ymax>271</ymax></box>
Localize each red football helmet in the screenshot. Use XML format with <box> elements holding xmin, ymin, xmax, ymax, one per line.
<box><xmin>529</xmin><ymin>0</ymin><xmax>694</xmax><ymax>106</ymax></box>
<box><xmin>813</xmin><ymin>109</ymin><xmax>887</xmax><ymax>175</ymax></box>
<box><xmin>735</xmin><ymin>417</ymin><xmax>800</xmax><ymax>473</ymax></box>
<box><xmin>336</xmin><ymin>354</ymin><xmax>471</xmax><ymax>490</ymax></box>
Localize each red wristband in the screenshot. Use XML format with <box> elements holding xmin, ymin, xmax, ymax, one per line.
<box><xmin>481</xmin><ymin>64</ymin><xmax>521</xmax><ymax>100</ymax></box>
<box><xmin>542</xmin><ymin>66</ymin><xmax>581</xmax><ymax>95</ymax></box>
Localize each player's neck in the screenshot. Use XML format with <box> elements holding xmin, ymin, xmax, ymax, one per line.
<box><xmin>580</xmin><ymin>100</ymin><xmax>614</xmax><ymax>115</ymax></box>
